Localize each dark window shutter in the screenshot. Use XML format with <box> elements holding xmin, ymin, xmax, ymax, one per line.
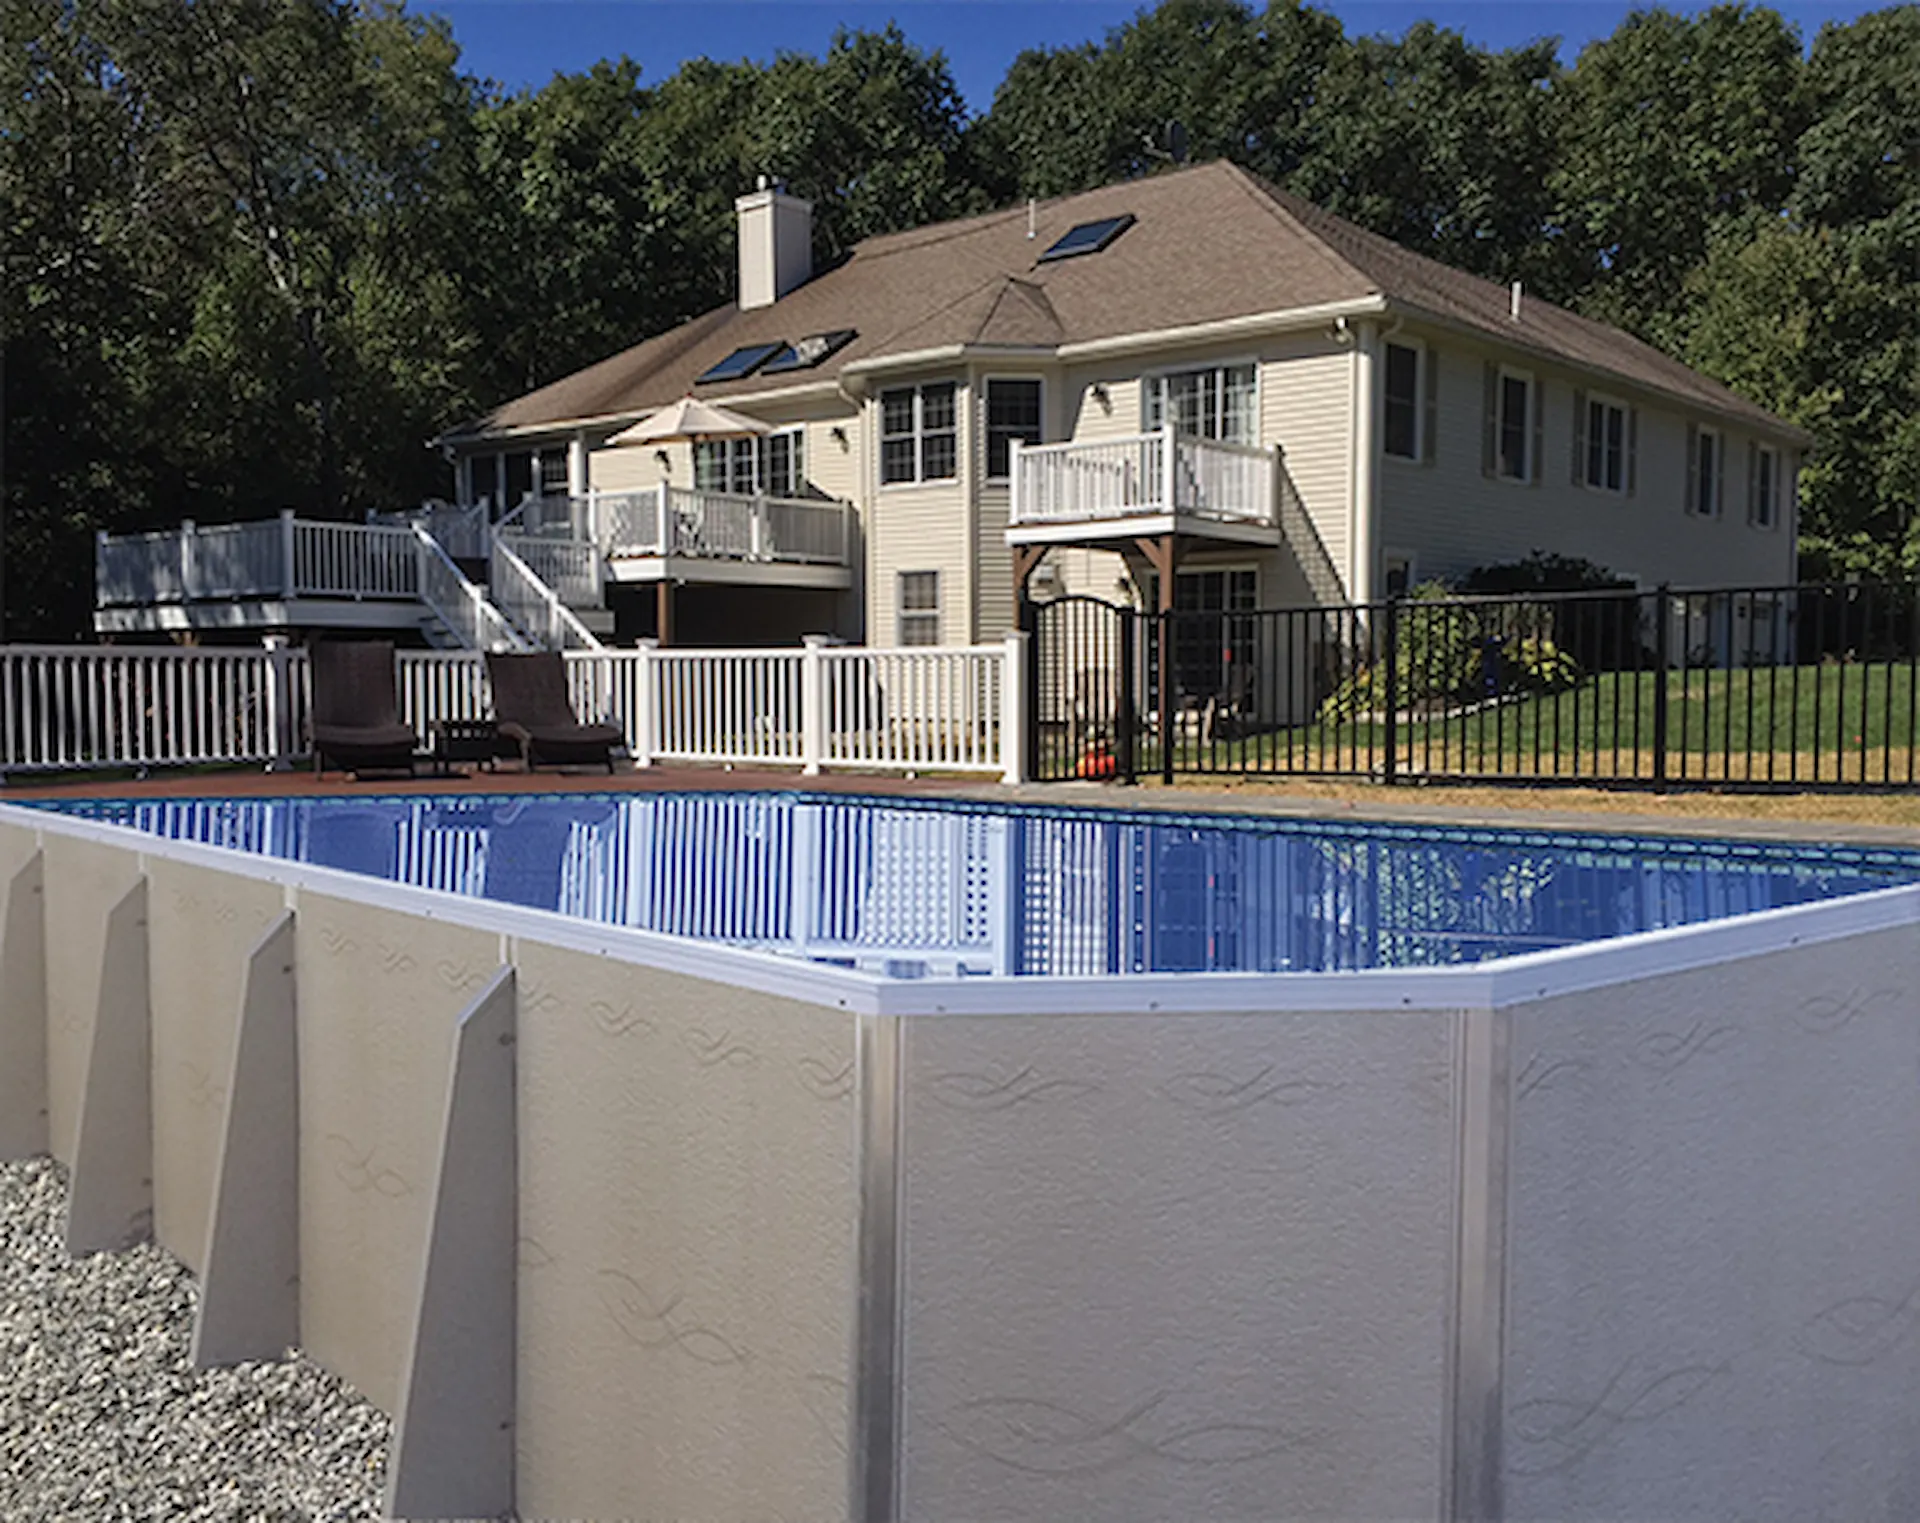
<box><xmin>1572</xmin><ymin>389</ymin><xmax>1587</xmax><ymax>485</ymax></box>
<box><xmin>1481</xmin><ymin>362</ymin><xmax>1497</xmax><ymax>477</ymax></box>
<box><xmin>1685</xmin><ymin>423</ymin><xmax>1700</xmax><ymax>514</ymax></box>
<box><xmin>1529</xmin><ymin>380</ymin><xmax>1544</xmax><ymax>485</ymax></box>
<box><xmin>1421</xmin><ymin>347</ymin><xmax>1438</xmax><ymax>464</ymax></box>
<box><xmin>1715</xmin><ymin>438</ymin><xmax>1726</xmax><ymax>518</ymax></box>
<box><xmin>1747</xmin><ymin>439</ymin><xmax>1758</xmax><ymax>523</ymax></box>
<box><xmin>1627</xmin><ymin>409</ymin><xmax>1639</xmax><ymax>497</ymax></box>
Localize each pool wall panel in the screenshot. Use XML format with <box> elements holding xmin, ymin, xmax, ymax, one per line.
<box><xmin>509</xmin><ymin>940</ymin><xmax>861</xmax><ymax>1523</ymax></box>
<box><xmin>0</xmin><ymin>821</ymin><xmax>46</xmax><ymax>1159</ymax></box>
<box><xmin>143</xmin><ymin>857</ymin><xmax>287</xmax><ymax>1274</ymax></box>
<box><xmin>895</xmin><ymin>1008</ymin><xmax>1460</xmax><ymax>1522</ymax></box>
<box><xmin>1502</xmin><ymin>926</ymin><xmax>1920</xmax><ymax>1522</ymax></box>
<box><xmin>292</xmin><ymin>891</ymin><xmax>501</xmax><ymax>1418</ymax></box>
<box><xmin>40</xmin><ymin>833</ymin><xmax>144</xmax><ymax>1167</ymax></box>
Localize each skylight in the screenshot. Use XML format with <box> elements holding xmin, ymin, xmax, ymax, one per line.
<box><xmin>695</xmin><ymin>342</ymin><xmax>785</xmax><ymax>385</ymax></box>
<box><xmin>1037</xmin><ymin>213</ymin><xmax>1136</xmax><ymax>263</ymax></box>
<box><xmin>759</xmin><ymin>329</ymin><xmax>858</xmax><ymax>376</ymax></box>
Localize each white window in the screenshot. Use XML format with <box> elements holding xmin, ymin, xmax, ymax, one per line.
<box><xmin>1496</xmin><ymin>368</ymin><xmax>1533</xmax><ymax>481</ymax></box>
<box><xmin>1751</xmin><ymin>444</ymin><xmax>1780</xmax><ymax>528</ymax></box>
<box><xmin>880</xmin><ymin>383</ymin><xmax>957</xmax><ymax>485</ymax></box>
<box><xmin>1144</xmin><ymin>363</ymin><xmax>1257</xmax><ymax>445</ymax></box>
<box><xmin>1582</xmin><ymin>396</ymin><xmax>1628</xmax><ymax>493</ymax></box>
<box><xmin>1383</xmin><ymin>343</ymin><xmax>1421</xmax><ymax>460</ymax></box>
<box><xmin>897</xmin><ymin>571</ymin><xmax>940</xmax><ymax>645</ymax></box>
<box><xmin>1690</xmin><ymin>425</ymin><xmax>1723</xmax><ymax>517</ymax></box>
<box><xmin>693</xmin><ymin>428</ymin><xmax>805</xmax><ymax>496</ymax></box>
<box><xmin>985</xmin><ymin>378</ymin><xmax>1042</xmax><ymax>479</ymax></box>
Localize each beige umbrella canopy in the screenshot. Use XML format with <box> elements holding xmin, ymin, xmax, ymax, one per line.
<box><xmin>608</xmin><ymin>395</ymin><xmax>769</xmax><ymax>447</ymax></box>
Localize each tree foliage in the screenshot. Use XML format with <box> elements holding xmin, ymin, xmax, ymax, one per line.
<box><xmin>2</xmin><ymin>0</ymin><xmax>1916</xmax><ymax>637</ymax></box>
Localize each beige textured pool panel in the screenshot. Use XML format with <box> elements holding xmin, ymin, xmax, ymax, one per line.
<box><xmin>292</xmin><ymin>890</ymin><xmax>500</xmax><ymax>1419</ymax></box>
<box><xmin>1501</xmin><ymin>928</ymin><xmax>1920</xmax><ymax>1523</ymax></box>
<box><xmin>41</xmin><ymin>833</ymin><xmax>145</xmax><ymax>1166</ymax></box>
<box><xmin>0</xmin><ymin>823</ymin><xmax>47</xmax><ymax>1159</ymax></box>
<box><xmin>510</xmin><ymin>940</ymin><xmax>861</xmax><ymax>1523</ymax></box>
<box><xmin>145</xmin><ymin>856</ymin><xmax>289</xmax><ymax>1274</ymax></box>
<box><xmin>191</xmin><ymin>912</ymin><xmax>299</xmax><ymax>1368</ymax></box>
<box><xmin>897</xmin><ymin>1007</ymin><xmax>1460</xmax><ymax>1523</ymax></box>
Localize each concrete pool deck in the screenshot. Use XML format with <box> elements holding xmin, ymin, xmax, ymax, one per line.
<box><xmin>8</xmin><ymin>759</ymin><xmax>1920</xmax><ymax>849</ymax></box>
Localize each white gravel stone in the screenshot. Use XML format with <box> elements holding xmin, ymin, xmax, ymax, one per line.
<box><xmin>0</xmin><ymin>1157</ymin><xmax>388</xmax><ymax>1522</ymax></box>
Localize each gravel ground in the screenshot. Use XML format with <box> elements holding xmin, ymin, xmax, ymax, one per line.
<box><xmin>0</xmin><ymin>1158</ymin><xmax>388</xmax><ymax>1522</ymax></box>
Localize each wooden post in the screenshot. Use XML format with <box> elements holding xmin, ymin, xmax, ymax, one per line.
<box><xmin>656</xmin><ymin>580</ymin><xmax>674</xmax><ymax>647</ymax></box>
<box><xmin>1011</xmin><ymin>544</ymin><xmax>1048</xmax><ymax>626</ymax></box>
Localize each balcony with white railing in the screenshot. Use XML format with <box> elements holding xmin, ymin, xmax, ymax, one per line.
<box><xmin>1006</xmin><ymin>428</ymin><xmax>1280</xmax><ymax>545</ymax></box>
<box><xmin>559</xmin><ymin>485</ymin><xmax>853</xmax><ymax>588</ymax></box>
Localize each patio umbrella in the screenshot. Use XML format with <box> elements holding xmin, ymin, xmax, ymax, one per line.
<box><xmin>608</xmin><ymin>395</ymin><xmax>769</xmax><ymax>447</ymax></box>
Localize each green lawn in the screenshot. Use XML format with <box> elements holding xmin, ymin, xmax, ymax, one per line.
<box><xmin>1045</xmin><ymin>662</ymin><xmax>1920</xmax><ymax>785</ymax></box>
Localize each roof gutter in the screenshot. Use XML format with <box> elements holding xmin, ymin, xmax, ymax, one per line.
<box><xmin>1380</xmin><ymin>298</ymin><xmax>1814</xmax><ymax>449</ymax></box>
<box><xmin>436</xmin><ymin>379</ymin><xmax>850</xmax><ymax>449</ymax></box>
<box><xmin>1054</xmin><ymin>297</ymin><xmax>1390</xmax><ymax>362</ymax></box>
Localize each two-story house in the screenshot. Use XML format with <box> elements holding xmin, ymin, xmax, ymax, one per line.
<box><xmin>94</xmin><ymin>160</ymin><xmax>1804</xmax><ymax>657</ymax></box>
<box><xmin>437</xmin><ymin>158</ymin><xmax>1804</xmax><ymax>655</ymax></box>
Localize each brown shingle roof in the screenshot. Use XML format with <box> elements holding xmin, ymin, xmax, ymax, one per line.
<box><xmin>451</xmin><ymin>160</ymin><xmax>1799</xmax><ymax>443</ymax></box>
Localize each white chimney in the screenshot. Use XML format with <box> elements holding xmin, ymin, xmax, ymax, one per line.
<box><xmin>735</xmin><ymin>180</ymin><xmax>814</xmax><ymax>311</ymax></box>
<box><xmin>1510</xmin><ymin>280</ymin><xmax>1524</xmax><ymax>321</ymax></box>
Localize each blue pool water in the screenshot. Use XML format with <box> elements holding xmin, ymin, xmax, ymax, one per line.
<box><xmin>35</xmin><ymin>793</ymin><xmax>1920</xmax><ymax>977</ymax></box>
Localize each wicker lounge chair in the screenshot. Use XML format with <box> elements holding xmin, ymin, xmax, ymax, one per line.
<box><xmin>309</xmin><ymin>640</ymin><xmax>419</xmax><ymax>777</ymax></box>
<box><xmin>485</xmin><ymin>651</ymin><xmax>622</xmax><ymax>772</ymax></box>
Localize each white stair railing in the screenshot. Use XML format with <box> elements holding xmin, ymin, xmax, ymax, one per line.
<box><xmin>410</xmin><ymin>524</ymin><xmax>528</xmax><ymax>652</ymax></box>
<box><xmin>489</xmin><ymin>538</ymin><xmax>605</xmax><ymax>650</ymax></box>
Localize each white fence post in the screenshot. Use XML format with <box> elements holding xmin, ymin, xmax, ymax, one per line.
<box><xmin>263</xmin><ymin>634</ymin><xmax>295</xmax><ymax>771</ymax></box>
<box><xmin>1000</xmin><ymin>629</ymin><xmax>1029</xmax><ymax>785</ymax></box>
<box><xmin>279</xmin><ymin>511</ymin><xmax>298</xmax><ymax>599</ymax></box>
<box><xmin>632</xmin><ymin>640</ymin><xmax>657</xmax><ymax>767</ymax></box>
<box><xmin>801</xmin><ymin>635</ymin><xmax>827</xmax><ymax>777</ymax></box>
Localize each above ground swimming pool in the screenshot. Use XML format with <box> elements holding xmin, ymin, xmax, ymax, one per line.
<box><xmin>36</xmin><ymin>791</ymin><xmax>1920</xmax><ymax>976</ymax></box>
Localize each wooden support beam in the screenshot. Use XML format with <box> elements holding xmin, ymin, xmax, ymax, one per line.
<box><xmin>387</xmin><ymin>966</ymin><xmax>518</xmax><ymax>1523</ymax></box>
<box><xmin>1134</xmin><ymin>535</ymin><xmax>1183</xmax><ymax>774</ymax></box>
<box><xmin>192</xmin><ymin>912</ymin><xmax>299</xmax><ymax>1368</ymax></box>
<box><xmin>67</xmin><ymin>879</ymin><xmax>152</xmax><ymax>1254</ymax></box>
<box><xmin>0</xmin><ymin>851</ymin><xmax>48</xmax><ymax>1160</ymax></box>
<box><xmin>1011</xmin><ymin>544</ymin><xmax>1049</xmax><ymax>615</ymax></box>
<box><xmin>656</xmin><ymin>579</ymin><xmax>674</xmax><ymax>647</ymax></box>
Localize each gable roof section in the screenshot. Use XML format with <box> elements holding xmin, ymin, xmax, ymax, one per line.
<box><xmin>453</xmin><ymin>159</ymin><xmax>1799</xmax><ymax>444</ymax></box>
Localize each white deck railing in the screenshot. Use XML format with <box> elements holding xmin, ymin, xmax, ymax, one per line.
<box><xmin>564</xmin><ymin>486</ymin><xmax>852</xmax><ymax>566</ymax></box>
<box><xmin>411</xmin><ymin>525</ymin><xmax>528</xmax><ymax>654</ymax></box>
<box><xmin>0</xmin><ymin>636</ymin><xmax>1030</xmax><ymax>781</ymax></box>
<box><xmin>1009</xmin><ymin>428</ymin><xmax>1277</xmax><ymax>530</ymax></box>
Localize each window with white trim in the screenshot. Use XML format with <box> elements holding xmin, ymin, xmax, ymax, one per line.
<box><xmin>896</xmin><ymin>571</ymin><xmax>940</xmax><ymax>645</ymax></box>
<box><xmin>1497</xmin><ymin>369</ymin><xmax>1533</xmax><ymax>481</ymax></box>
<box><xmin>1691</xmin><ymin>425</ymin><xmax>1722</xmax><ymax>517</ymax></box>
<box><xmin>1143</xmin><ymin>363</ymin><xmax>1257</xmax><ymax>445</ymax></box>
<box><xmin>985</xmin><ymin>378</ymin><xmax>1042</xmax><ymax>479</ymax></box>
<box><xmin>880</xmin><ymin>383</ymin><xmax>957</xmax><ymax>485</ymax></box>
<box><xmin>693</xmin><ymin>428</ymin><xmax>806</xmax><ymax>496</ymax></box>
<box><xmin>1583</xmin><ymin>396</ymin><xmax>1628</xmax><ymax>493</ymax></box>
<box><xmin>1383</xmin><ymin>343</ymin><xmax>1421</xmax><ymax>459</ymax></box>
<box><xmin>1751</xmin><ymin>444</ymin><xmax>1780</xmax><ymax>528</ymax></box>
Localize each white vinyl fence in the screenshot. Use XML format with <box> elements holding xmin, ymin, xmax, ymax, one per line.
<box><xmin>0</xmin><ymin>636</ymin><xmax>1028</xmax><ymax>781</ymax></box>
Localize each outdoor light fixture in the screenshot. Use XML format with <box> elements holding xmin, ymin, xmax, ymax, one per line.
<box><xmin>831</xmin><ymin>425</ymin><xmax>848</xmax><ymax>447</ymax></box>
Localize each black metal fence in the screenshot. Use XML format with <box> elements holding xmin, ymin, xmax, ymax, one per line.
<box><xmin>1025</xmin><ymin>582</ymin><xmax>1920</xmax><ymax>789</ymax></box>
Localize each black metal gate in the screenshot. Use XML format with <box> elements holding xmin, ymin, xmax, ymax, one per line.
<box><xmin>1025</xmin><ymin>595</ymin><xmax>1138</xmax><ymax>782</ymax></box>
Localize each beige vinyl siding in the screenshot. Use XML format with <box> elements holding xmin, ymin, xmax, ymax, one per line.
<box><xmin>1380</xmin><ymin>333</ymin><xmax>1796</xmax><ymax>590</ymax></box>
<box><xmin>588</xmin><ymin>438</ymin><xmax>685</xmax><ymax>494</ymax></box>
<box><xmin>1259</xmin><ymin>334</ymin><xmax>1355</xmax><ymax>600</ymax></box>
<box><xmin>867</xmin><ymin>379</ymin><xmax>972</xmax><ymax>645</ymax></box>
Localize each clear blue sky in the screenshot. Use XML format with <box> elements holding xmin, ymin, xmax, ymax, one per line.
<box><xmin>432</xmin><ymin>0</ymin><xmax>1878</xmax><ymax>112</ymax></box>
